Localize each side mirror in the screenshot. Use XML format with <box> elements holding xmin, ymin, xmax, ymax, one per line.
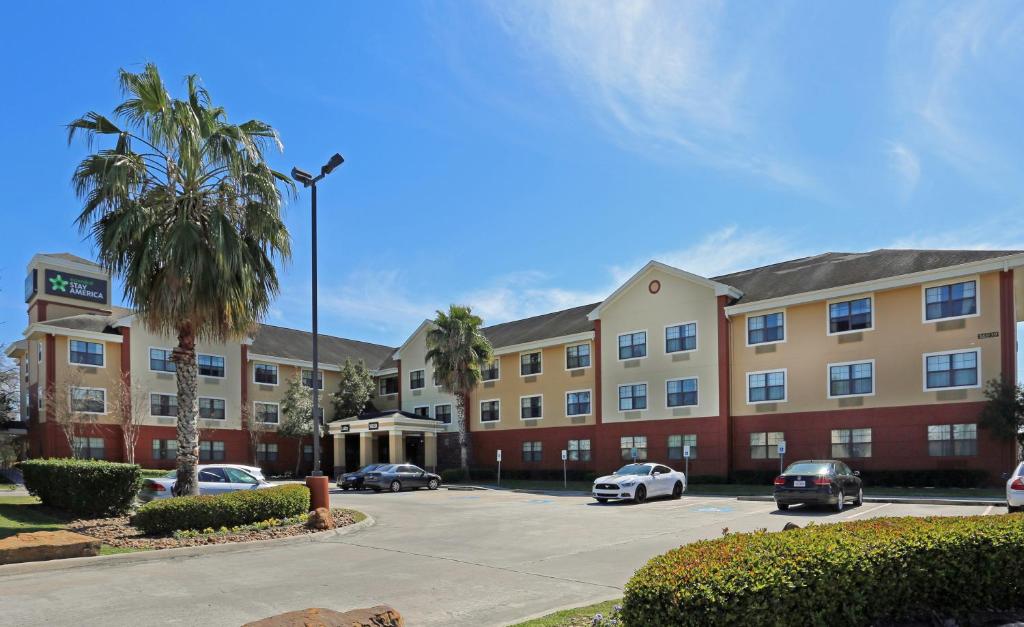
<box><xmin>652</xmin><ymin>471</ymin><xmax>661</xmax><ymax>476</ymax></box>
<box><xmin>853</xmin><ymin>470</ymin><xmax>860</xmax><ymax>477</ymax></box>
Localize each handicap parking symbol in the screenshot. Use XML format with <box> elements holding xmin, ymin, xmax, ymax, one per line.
<box><xmin>693</xmin><ymin>505</ymin><xmax>733</xmax><ymax>513</ymax></box>
<box><xmin>526</xmin><ymin>499</ymin><xmax>553</xmax><ymax>505</ymax></box>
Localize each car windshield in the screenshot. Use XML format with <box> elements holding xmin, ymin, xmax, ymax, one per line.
<box><xmin>784</xmin><ymin>462</ymin><xmax>831</xmax><ymax>475</ymax></box>
<box><xmin>613</xmin><ymin>464</ymin><xmax>651</xmax><ymax>476</ymax></box>
<box><xmin>358</xmin><ymin>465</ymin><xmax>379</xmax><ymax>473</ymax></box>
<box><xmin>372</xmin><ymin>465</ymin><xmax>394</xmax><ymax>472</ymax></box>
<box><xmin>163</xmin><ymin>470</ymin><xmax>176</xmax><ymax>478</ymax></box>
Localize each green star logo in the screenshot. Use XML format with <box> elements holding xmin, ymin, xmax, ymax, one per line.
<box><xmin>49</xmin><ymin>274</ymin><xmax>69</xmax><ymax>292</ymax></box>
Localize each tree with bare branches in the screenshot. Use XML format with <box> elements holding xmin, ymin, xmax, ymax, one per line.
<box><xmin>113</xmin><ymin>372</ymin><xmax>147</xmax><ymax>464</ymax></box>
<box><xmin>45</xmin><ymin>371</ymin><xmax>103</xmax><ymax>458</ymax></box>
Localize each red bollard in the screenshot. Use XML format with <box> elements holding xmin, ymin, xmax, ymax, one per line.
<box><xmin>305</xmin><ymin>475</ymin><xmax>330</xmax><ymax>512</ymax></box>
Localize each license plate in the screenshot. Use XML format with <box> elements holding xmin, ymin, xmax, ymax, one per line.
<box><xmin>793</xmin><ymin>480</ymin><xmax>806</xmax><ymax>487</ymax></box>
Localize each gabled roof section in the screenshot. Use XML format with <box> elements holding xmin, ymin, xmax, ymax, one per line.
<box><xmin>32</xmin><ymin>312</ymin><xmax>122</xmax><ymax>335</ymax></box>
<box><xmin>588</xmin><ymin>260</ymin><xmax>743</xmax><ymax>320</ymax></box>
<box><xmin>482</xmin><ymin>302</ymin><xmax>599</xmax><ymax>348</ymax></box>
<box><xmin>391</xmin><ymin>320</ymin><xmax>434</xmax><ymax>361</ymax></box>
<box><xmin>250</xmin><ymin>324</ymin><xmax>396</xmax><ymax>370</ymax></box>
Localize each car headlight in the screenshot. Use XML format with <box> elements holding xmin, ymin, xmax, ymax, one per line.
<box><xmin>619</xmin><ymin>480</ymin><xmax>636</xmax><ymax>487</ymax></box>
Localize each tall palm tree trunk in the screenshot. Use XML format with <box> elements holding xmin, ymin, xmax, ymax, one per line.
<box><xmin>173</xmin><ymin>324</ymin><xmax>201</xmax><ymax>496</ymax></box>
<box><xmin>456</xmin><ymin>392</ymin><xmax>470</xmax><ymax>477</ymax></box>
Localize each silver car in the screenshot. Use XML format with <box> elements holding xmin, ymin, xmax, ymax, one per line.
<box><xmin>1007</xmin><ymin>461</ymin><xmax>1024</xmax><ymax>513</ymax></box>
<box><xmin>138</xmin><ymin>464</ymin><xmax>272</xmax><ymax>502</ymax></box>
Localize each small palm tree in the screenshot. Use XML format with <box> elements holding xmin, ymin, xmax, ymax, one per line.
<box><xmin>426</xmin><ymin>305</ymin><xmax>493</xmax><ymax>476</ymax></box>
<box><xmin>69</xmin><ymin>64</ymin><xmax>292</xmax><ymax>495</ymax></box>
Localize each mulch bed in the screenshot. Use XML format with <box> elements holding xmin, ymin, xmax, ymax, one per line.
<box><xmin>66</xmin><ymin>509</ymin><xmax>357</xmax><ymax>550</ymax></box>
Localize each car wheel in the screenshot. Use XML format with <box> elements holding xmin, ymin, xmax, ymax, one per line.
<box><xmin>672</xmin><ymin>481</ymin><xmax>683</xmax><ymax>499</ymax></box>
<box><xmin>595</xmin><ymin>498</ymin><xmax>608</xmax><ymax>504</ymax></box>
<box><xmin>834</xmin><ymin>490</ymin><xmax>845</xmax><ymax>512</ymax></box>
<box><xmin>427</xmin><ymin>478</ymin><xmax>439</xmax><ymax>490</ymax></box>
<box><xmin>390</xmin><ymin>480</ymin><xmax>402</xmax><ymax>493</ymax></box>
<box><xmin>633</xmin><ymin>485</ymin><xmax>647</xmax><ymax>504</ymax></box>
<box><xmin>854</xmin><ymin>487</ymin><xmax>864</xmax><ymax>506</ymax></box>
<box><xmin>777</xmin><ymin>502</ymin><xmax>790</xmax><ymax>511</ymax></box>
<box><xmin>1009</xmin><ymin>505</ymin><xmax>1021</xmax><ymax>513</ymax></box>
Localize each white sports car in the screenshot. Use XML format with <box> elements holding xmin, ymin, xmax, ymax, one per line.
<box><xmin>592</xmin><ymin>462</ymin><xmax>687</xmax><ymax>504</ymax></box>
<box><xmin>1007</xmin><ymin>461</ymin><xmax>1024</xmax><ymax>513</ymax></box>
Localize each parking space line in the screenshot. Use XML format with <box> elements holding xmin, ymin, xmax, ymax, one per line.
<box><xmin>844</xmin><ymin>503</ymin><xmax>890</xmax><ymax>519</ymax></box>
<box><xmin>983</xmin><ymin>505</ymin><xmax>994</xmax><ymax>516</ymax></box>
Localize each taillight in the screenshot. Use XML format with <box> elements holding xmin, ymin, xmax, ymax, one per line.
<box><xmin>814</xmin><ymin>477</ymin><xmax>831</xmax><ymax>486</ymax></box>
<box><xmin>1011</xmin><ymin>478</ymin><xmax>1024</xmax><ymax>491</ymax></box>
<box><xmin>151</xmin><ymin>482</ymin><xmax>166</xmax><ymax>492</ymax></box>
<box><xmin>773</xmin><ymin>476</ymin><xmax>786</xmax><ymax>486</ymax></box>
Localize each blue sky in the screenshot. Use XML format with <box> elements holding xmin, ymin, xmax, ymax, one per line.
<box><xmin>1</xmin><ymin>1</ymin><xmax>1023</xmax><ymax>349</ymax></box>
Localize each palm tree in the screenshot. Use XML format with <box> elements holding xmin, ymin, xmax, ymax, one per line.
<box><xmin>69</xmin><ymin>64</ymin><xmax>292</xmax><ymax>495</ymax></box>
<box><xmin>425</xmin><ymin>305</ymin><xmax>493</xmax><ymax>476</ymax></box>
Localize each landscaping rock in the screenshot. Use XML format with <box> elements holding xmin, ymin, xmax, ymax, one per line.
<box><xmin>0</xmin><ymin>530</ymin><xmax>101</xmax><ymax>565</ymax></box>
<box><xmin>307</xmin><ymin>507</ymin><xmax>336</xmax><ymax>530</ymax></box>
<box><xmin>243</xmin><ymin>605</ymin><xmax>403</xmax><ymax>627</ymax></box>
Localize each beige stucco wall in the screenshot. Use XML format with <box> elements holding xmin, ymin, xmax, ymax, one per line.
<box><xmin>599</xmin><ymin>266</ymin><xmax>721</xmax><ymax>423</ymax></box>
<box><xmin>50</xmin><ymin>334</ymin><xmax>122</xmax><ymax>425</ymax></box>
<box><xmin>730</xmin><ymin>271</ymin><xmax>1003</xmax><ymax>415</ymax></box>
<box><xmin>398</xmin><ymin>324</ymin><xmax>458</xmax><ymax>430</ymax></box>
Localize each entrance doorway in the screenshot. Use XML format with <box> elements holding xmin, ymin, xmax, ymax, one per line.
<box><xmin>404</xmin><ymin>434</ymin><xmax>425</xmax><ymax>467</ymax></box>
<box><xmin>344</xmin><ymin>435</ymin><xmax>360</xmax><ymax>472</ymax></box>
<box><xmin>376</xmin><ymin>435</ymin><xmax>389</xmax><ymax>464</ymax></box>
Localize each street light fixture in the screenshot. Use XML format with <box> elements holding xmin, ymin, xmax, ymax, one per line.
<box><xmin>291</xmin><ymin>153</ymin><xmax>345</xmax><ymax>476</ymax></box>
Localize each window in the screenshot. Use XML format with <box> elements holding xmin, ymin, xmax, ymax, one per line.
<box><xmin>566</xmin><ymin>344</ymin><xmax>591</xmax><ymax>369</ymax></box>
<box><xmin>435</xmin><ymin>404</ymin><xmax>452</xmax><ymax>424</ymax></box>
<box><xmin>481</xmin><ymin>360</ymin><xmax>500</xmax><ymax>381</ymax></box>
<box><xmin>69</xmin><ymin>340</ymin><xmax>104</xmax><ymax>366</ymax></box>
<box><xmin>748</xmin><ymin>371</ymin><xmax>786</xmax><ymax>403</ymax></box>
<box><xmin>925</xmin><ymin>280</ymin><xmax>977</xmax><ymax>321</ymax></box>
<box><xmin>566</xmin><ymin>390</ymin><xmax>591</xmax><ymax>416</ymax></box>
<box><xmin>255</xmin><ymin>402</ymin><xmax>279</xmax><ymax>424</ymax></box>
<box><xmin>198</xmin><ymin>354</ymin><xmax>225</xmax><ymax>377</ymax></box>
<box><xmin>199</xmin><ymin>441</ymin><xmax>225</xmax><ymax>462</ymax></box>
<box><xmin>618</xmin><ymin>384</ymin><xmax>648</xmax><ymax>411</ymax></box>
<box><xmin>522</xmin><ymin>441</ymin><xmax>542</xmax><ymax>462</ymax></box>
<box><xmin>667</xmin><ymin>434</ymin><xmax>697</xmax><ymax>460</ymax></box>
<box><xmin>928</xmin><ymin>423</ymin><xmax>977</xmax><ymax>456</ymax></box>
<box><xmin>254</xmin><ymin>364</ymin><xmax>278</xmax><ymax>385</ymax></box>
<box><xmin>568</xmin><ymin>439</ymin><xmax>591</xmax><ymax>461</ymax></box>
<box><xmin>150</xmin><ymin>393</ymin><xmax>177</xmax><ymax>417</ymax></box>
<box><xmin>750</xmin><ymin>431</ymin><xmax>784</xmax><ymax>459</ymax></box>
<box><xmin>379</xmin><ymin>376</ymin><xmax>399</xmax><ymax>396</ymax></box>
<box><xmin>829</xmin><ymin>298</ymin><xmax>872</xmax><ymax>333</ymax></box>
<box><xmin>665</xmin><ymin>323</ymin><xmax>697</xmax><ymax>353</ymax></box>
<box><xmin>831</xmin><ymin>428</ymin><xmax>872</xmax><ymax>458</ymax></box>
<box><xmin>152</xmin><ymin>438</ymin><xmax>177</xmax><ymax>460</ymax></box>
<box><xmin>70</xmin><ymin>387</ymin><xmax>105</xmax><ymax>413</ymax></box>
<box><xmin>520</xmin><ymin>352</ymin><xmax>542</xmax><ymax>375</ymax></box>
<box><xmin>925</xmin><ymin>350</ymin><xmax>979</xmax><ymax>389</ymax></box>
<box><xmin>747</xmin><ymin>312</ymin><xmax>784</xmax><ymax>344</ymax></box>
<box><xmin>520</xmin><ymin>395</ymin><xmax>543</xmax><ymax>419</ymax></box>
<box><xmin>480</xmin><ymin>400</ymin><xmax>500</xmax><ymax>423</ymax></box>
<box><xmin>409</xmin><ymin>369</ymin><xmax>425</xmax><ymax>390</ymax></box>
<box><xmin>413</xmin><ymin>406</ymin><xmax>430</xmax><ymax>418</ymax></box>
<box><xmin>302</xmin><ymin>444</ymin><xmax>313</xmax><ymax>462</ymax></box>
<box><xmin>618</xmin><ymin>331</ymin><xmax>647</xmax><ymax>359</ymax></box>
<box><xmin>74</xmin><ymin>436</ymin><xmax>105</xmax><ymax>460</ymax></box>
<box><xmin>302</xmin><ymin>369</ymin><xmax>324</xmax><ymax>389</ymax></box>
<box><xmin>199</xmin><ymin>397</ymin><xmax>225</xmax><ymax>420</ymax></box>
<box><xmin>432</xmin><ymin>370</ymin><xmax>441</xmax><ymax>387</ymax></box>
<box><xmin>666</xmin><ymin>378</ymin><xmax>698</xmax><ymax>407</ymax></box>
<box><xmin>149</xmin><ymin>348</ymin><xmax>175</xmax><ymax>372</ymax></box>
<box><xmin>257</xmin><ymin>442</ymin><xmax>279</xmax><ymax>462</ymax></box>
<box><xmin>620</xmin><ymin>436</ymin><xmax>648</xmax><ymax>461</ymax></box>
<box><xmin>829</xmin><ymin>362</ymin><xmax>873</xmax><ymax>397</ymax></box>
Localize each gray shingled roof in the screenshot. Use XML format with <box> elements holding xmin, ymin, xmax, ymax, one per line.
<box><xmin>39</xmin><ymin>313</ymin><xmax>121</xmax><ymax>334</ymax></box>
<box><xmin>481</xmin><ymin>302</ymin><xmax>599</xmax><ymax>349</ymax></box>
<box><xmin>713</xmin><ymin>249</ymin><xmax>1021</xmax><ymax>304</ymax></box>
<box><xmin>251</xmin><ymin>324</ymin><xmax>396</xmax><ymax>371</ymax></box>
<box><xmin>42</xmin><ymin>252</ymin><xmax>100</xmax><ymax>266</ymax></box>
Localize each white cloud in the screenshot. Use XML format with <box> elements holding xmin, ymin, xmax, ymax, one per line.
<box><xmin>886</xmin><ymin>141</ymin><xmax>921</xmax><ymax>194</ymax></box>
<box><xmin>888</xmin><ymin>214</ymin><xmax>1024</xmax><ymax>251</ymax></box>
<box><xmin>461</xmin><ymin>271</ymin><xmax>608</xmax><ymax>324</ymax></box>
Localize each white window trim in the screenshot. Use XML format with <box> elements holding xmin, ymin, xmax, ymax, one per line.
<box><xmin>481</xmin><ymin>358</ymin><xmax>501</xmax><ymax>382</ymax></box>
<box><xmin>746</xmin><ymin>368</ymin><xmax>788</xmax><ymax>405</ymax></box>
<box><xmin>378</xmin><ymin>375</ymin><xmax>398</xmax><ymax>397</ymax></box>
<box><xmin>433</xmin><ymin>403</ymin><xmax>452</xmax><ymax>423</ymax></box>
<box><xmin>921</xmin><ymin>275</ymin><xmax>981</xmax><ymax>324</ymax></box>
<box><xmin>519</xmin><ymin>350</ymin><xmax>543</xmax><ymax>377</ymax></box>
<box><xmin>412</xmin><ymin>404</ymin><xmax>431</xmax><ymax>418</ymax></box>
<box><xmin>301</xmin><ymin>368</ymin><xmax>326</xmax><ymax>389</ymax></box>
<box><xmin>253</xmin><ymin>401</ymin><xmax>280</xmax><ymax>424</ymax></box>
<box><xmin>198</xmin><ymin>396</ymin><xmax>228</xmax><ymax>420</ymax></box>
<box><xmin>149</xmin><ymin>392</ymin><xmax>178</xmax><ymax>418</ymax></box>
<box><xmin>825</xmin><ymin>294</ymin><xmax>875</xmax><ymax>337</ymax></box>
<box><xmin>663</xmin><ymin>321</ymin><xmax>699</xmax><ymax>355</ymax></box>
<box><xmin>519</xmin><ymin>394</ymin><xmax>544</xmax><ymax>421</ymax></box>
<box><xmin>67</xmin><ymin>338</ymin><xmax>105</xmax><ymax>368</ymax></box>
<box><xmin>826</xmin><ymin>359</ymin><xmax>877</xmax><ymax>399</ymax></box>
<box><xmin>252</xmin><ymin>362</ymin><xmax>280</xmax><ymax>386</ymax></box>
<box><xmin>408</xmin><ymin>368</ymin><xmax>426</xmax><ymax>390</ymax></box>
<box><xmin>744</xmin><ymin>310</ymin><xmax>787</xmax><ymax>347</ymax></box>
<box><xmin>564</xmin><ymin>388</ymin><xmax>593</xmax><ymax>417</ymax></box>
<box><xmin>616</xmin><ymin>329</ymin><xmax>649</xmax><ymax>362</ymax></box>
<box><xmin>617</xmin><ymin>381</ymin><xmax>650</xmax><ymax>412</ymax></box>
<box><xmin>665</xmin><ymin>376</ymin><xmax>700</xmax><ymax>408</ymax></box>
<box><xmin>147</xmin><ymin>346</ymin><xmax>176</xmax><ymax>374</ymax></box>
<box><xmin>70</xmin><ymin>386</ymin><xmax>107</xmax><ymax>415</ymax></box>
<box><xmin>922</xmin><ymin>347</ymin><xmax>982</xmax><ymax>392</ymax></box>
<box><xmin>197</xmin><ymin>353</ymin><xmax>227</xmax><ymax>378</ymax></box>
<box><xmin>479</xmin><ymin>398</ymin><xmax>501</xmax><ymax>424</ymax></box>
<box><xmin>564</xmin><ymin>341</ymin><xmax>593</xmax><ymax>371</ymax></box>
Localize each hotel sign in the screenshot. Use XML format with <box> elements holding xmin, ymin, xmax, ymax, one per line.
<box><xmin>43</xmin><ymin>269</ymin><xmax>107</xmax><ymax>304</ymax></box>
<box><xmin>340</xmin><ymin>424</ymin><xmax>351</xmax><ymax>433</ymax></box>
<box><xmin>368</xmin><ymin>422</ymin><xmax>380</xmax><ymax>431</ymax></box>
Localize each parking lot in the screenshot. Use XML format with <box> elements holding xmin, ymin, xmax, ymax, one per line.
<box><xmin>0</xmin><ymin>488</ymin><xmax>1006</xmax><ymax>627</ymax></box>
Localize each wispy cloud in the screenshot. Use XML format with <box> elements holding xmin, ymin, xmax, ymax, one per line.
<box><xmin>888</xmin><ymin>213</ymin><xmax>1024</xmax><ymax>251</ymax></box>
<box><xmin>886</xmin><ymin>141</ymin><xmax>921</xmax><ymax>196</ymax></box>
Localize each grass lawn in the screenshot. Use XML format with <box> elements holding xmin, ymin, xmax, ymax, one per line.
<box><xmin>0</xmin><ymin>483</ymin><xmax>16</xmax><ymax>491</ymax></box>
<box><xmin>510</xmin><ymin>599</ymin><xmax>621</xmax><ymax>627</ymax></box>
<box><xmin>0</xmin><ymin>496</ymin><xmax>145</xmax><ymax>555</ymax></box>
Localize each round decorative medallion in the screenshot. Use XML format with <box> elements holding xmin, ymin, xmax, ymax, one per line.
<box><xmin>649</xmin><ymin>279</ymin><xmax>661</xmax><ymax>294</ymax></box>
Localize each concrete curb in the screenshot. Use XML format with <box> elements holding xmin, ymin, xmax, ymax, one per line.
<box><xmin>0</xmin><ymin>513</ymin><xmax>375</xmax><ymax>577</ymax></box>
<box><xmin>506</xmin><ymin>595</ymin><xmax>622</xmax><ymax>626</ymax></box>
<box><xmin>736</xmin><ymin>495</ymin><xmax>1006</xmax><ymax>506</ymax></box>
<box><xmin>444</xmin><ymin>485</ymin><xmax>493</xmax><ymax>491</ymax></box>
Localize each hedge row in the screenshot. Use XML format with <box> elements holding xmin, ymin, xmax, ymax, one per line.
<box><xmin>21</xmin><ymin>458</ymin><xmax>142</xmax><ymax>516</ymax></box>
<box><xmin>623</xmin><ymin>514</ymin><xmax>1024</xmax><ymax>626</ymax></box>
<box><xmin>131</xmin><ymin>484</ymin><xmax>310</xmax><ymax>534</ymax></box>
<box><xmin>731</xmin><ymin>468</ymin><xmax>989</xmax><ymax>488</ymax></box>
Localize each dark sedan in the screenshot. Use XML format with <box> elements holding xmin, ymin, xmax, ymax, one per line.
<box><xmin>337</xmin><ymin>464</ymin><xmax>385</xmax><ymax>490</ymax></box>
<box><xmin>773</xmin><ymin>460</ymin><xmax>863</xmax><ymax>512</ymax></box>
<box><xmin>363</xmin><ymin>464</ymin><xmax>441</xmax><ymax>493</ymax></box>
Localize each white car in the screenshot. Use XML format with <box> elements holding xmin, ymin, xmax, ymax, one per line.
<box><xmin>592</xmin><ymin>462</ymin><xmax>686</xmax><ymax>504</ymax></box>
<box><xmin>1007</xmin><ymin>461</ymin><xmax>1024</xmax><ymax>513</ymax></box>
<box><xmin>138</xmin><ymin>464</ymin><xmax>272</xmax><ymax>502</ymax></box>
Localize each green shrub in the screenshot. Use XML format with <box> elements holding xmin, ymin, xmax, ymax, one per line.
<box><xmin>20</xmin><ymin>458</ymin><xmax>142</xmax><ymax>516</ymax></box>
<box><xmin>440</xmin><ymin>469</ymin><xmax>464</xmax><ymax>483</ymax></box>
<box><xmin>859</xmin><ymin>468</ymin><xmax>989</xmax><ymax>488</ymax></box>
<box><xmin>140</xmin><ymin>468</ymin><xmax>171</xmax><ymax>479</ymax></box>
<box><xmin>130</xmin><ymin>484</ymin><xmax>310</xmax><ymax>534</ymax></box>
<box><xmin>622</xmin><ymin>514</ymin><xmax>1024</xmax><ymax>626</ymax></box>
